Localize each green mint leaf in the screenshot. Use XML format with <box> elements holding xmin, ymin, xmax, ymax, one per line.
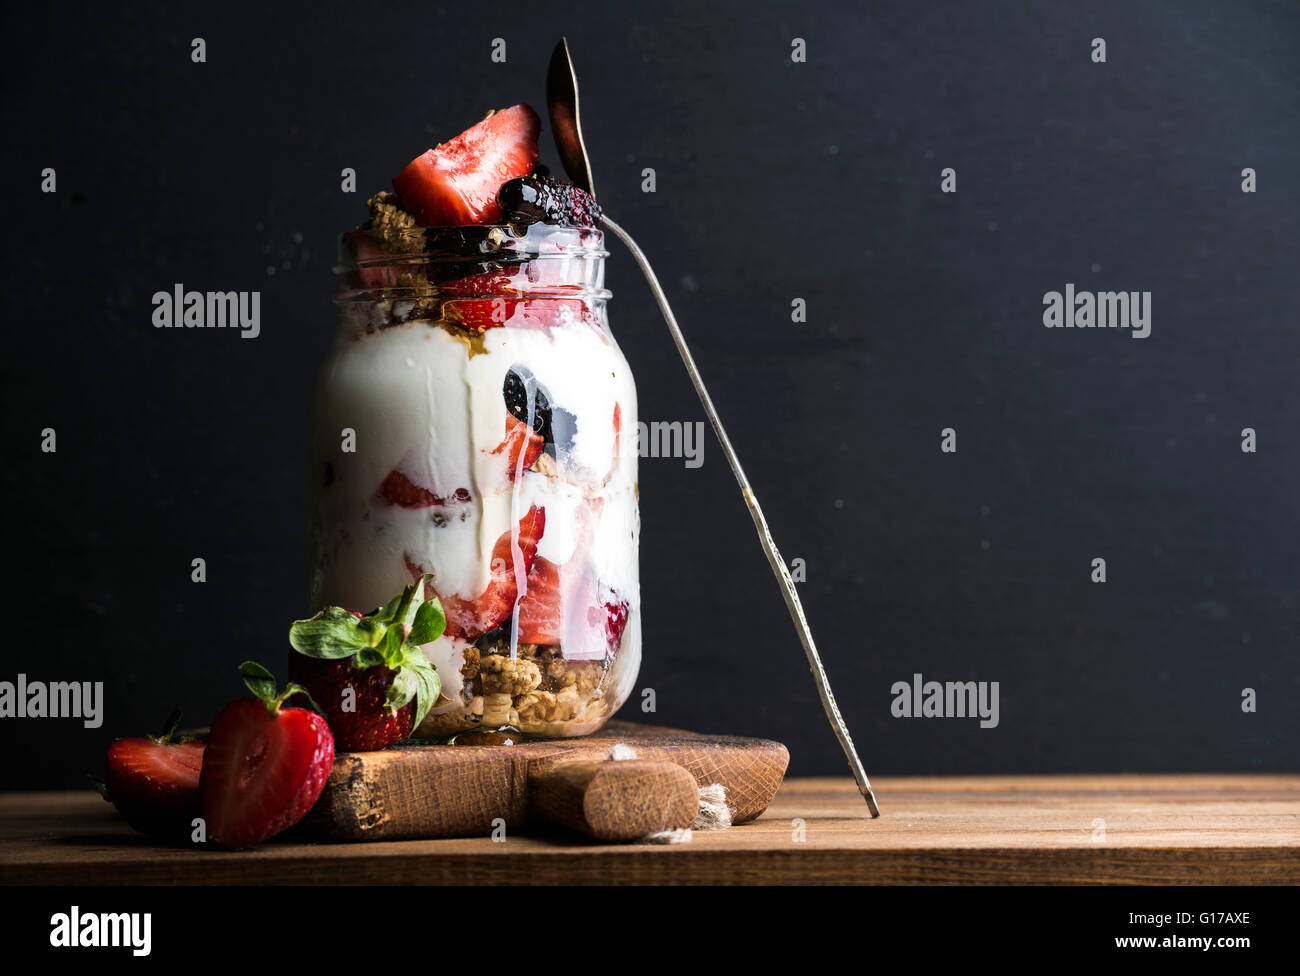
<box><xmin>409</xmin><ymin>598</ymin><xmax>446</xmax><ymax>646</ymax></box>
<box><xmin>289</xmin><ymin>607</ymin><xmax>370</xmax><ymax>659</ymax></box>
<box><xmin>239</xmin><ymin>661</ymin><xmax>276</xmax><ymax>701</ymax></box>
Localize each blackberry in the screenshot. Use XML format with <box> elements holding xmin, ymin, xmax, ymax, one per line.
<box><xmin>502</xmin><ymin>366</ymin><xmax>576</xmax><ymax>455</ymax></box>
<box><xmin>497</xmin><ymin>175</ymin><xmax>602</xmax><ymax>228</ymax></box>
<box><xmin>503</xmin><ymin>366</ymin><xmax>550</xmax><ymax>436</ymax></box>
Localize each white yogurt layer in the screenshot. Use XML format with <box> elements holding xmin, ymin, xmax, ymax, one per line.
<box><xmin>309</xmin><ymin>311</ymin><xmax>640</xmax><ymax>703</ymax></box>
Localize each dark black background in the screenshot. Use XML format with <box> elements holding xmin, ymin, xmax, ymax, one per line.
<box><xmin>2</xmin><ymin>0</ymin><xmax>1296</xmax><ymax>789</ymax></box>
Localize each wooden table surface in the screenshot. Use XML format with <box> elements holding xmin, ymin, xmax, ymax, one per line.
<box><xmin>2</xmin><ymin>774</ymin><xmax>1296</xmax><ymax>884</ymax></box>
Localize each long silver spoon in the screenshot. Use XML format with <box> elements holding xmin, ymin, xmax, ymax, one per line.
<box><xmin>548</xmin><ymin>38</ymin><xmax>880</xmax><ymax>817</ymax></box>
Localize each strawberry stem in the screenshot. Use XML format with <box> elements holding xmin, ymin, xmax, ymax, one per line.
<box><xmin>239</xmin><ymin>661</ymin><xmax>324</xmax><ymax>717</ymax></box>
<box><xmin>148</xmin><ymin>707</ymin><xmax>185</xmax><ymax>745</ymax></box>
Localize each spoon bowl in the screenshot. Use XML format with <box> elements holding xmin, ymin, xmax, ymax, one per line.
<box><xmin>546</xmin><ymin>39</ymin><xmax>595</xmax><ymax>198</ymax></box>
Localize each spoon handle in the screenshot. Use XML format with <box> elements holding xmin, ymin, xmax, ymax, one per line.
<box><xmin>601</xmin><ymin>214</ymin><xmax>880</xmax><ymax>817</ymax></box>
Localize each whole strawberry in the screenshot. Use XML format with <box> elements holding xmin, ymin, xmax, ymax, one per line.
<box><xmin>97</xmin><ymin>708</ymin><xmax>206</xmax><ymax>839</ymax></box>
<box><xmin>288</xmin><ymin>656</ymin><xmax>416</xmax><ymax>751</ymax></box>
<box><xmin>288</xmin><ymin>575</ymin><xmax>444</xmax><ymax>752</ymax></box>
<box><xmin>199</xmin><ymin>662</ymin><xmax>334</xmax><ymax>850</ymax></box>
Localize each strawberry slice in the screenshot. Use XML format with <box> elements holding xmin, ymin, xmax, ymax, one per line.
<box><xmin>490</xmin><ymin>413</ymin><xmax>545</xmax><ymax>479</ymax></box>
<box><xmin>377</xmin><ymin>469</ymin><xmax>441</xmax><ymax>507</ymax></box>
<box><xmin>350</xmin><ymin>234</ymin><xmax>404</xmax><ymax>292</ymax></box>
<box><xmin>376</xmin><ymin>469</ymin><xmax>472</xmax><ymax>509</ymax></box>
<box><xmin>437</xmin><ymin>268</ymin><xmax>519</xmax><ymax>296</ymax></box>
<box><xmin>393</xmin><ymin>105</ymin><xmax>540</xmax><ymax>226</ymax></box>
<box><xmin>438</xmin><ymin>505</ymin><xmax>545</xmax><ymax>640</ymax></box>
<box><xmin>442</xmin><ymin>296</ymin><xmax>586</xmax><ymax>334</ymax></box>
<box><xmin>100</xmin><ymin>710</ymin><xmax>206</xmax><ymax>839</ymax></box>
<box><xmin>514</xmin><ymin>556</ymin><xmax>566</xmax><ymax>645</ymax></box>
<box><xmin>506</xmin><ymin>297</ymin><xmax>587</xmax><ymax>332</ymax></box>
<box><xmin>437</xmin><ymin>261</ymin><xmax>581</xmax><ymax>297</ymax></box>
<box><xmin>199</xmin><ymin>663</ymin><xmax>334</xmax><ymax>850</ymax></box>
<box><xmin>516</xmin><ymin>499</ymin><xmax>603</xmax><ymax>649</ymax></box>
<box><xmin>442</xmin><ymin>296</ymin><xmax>523</xmax><ymax>331</ymax></box>
<box><xmin>518</xmin><ymin>567</ymin><xmax>629</xmax><ymax>660</ymax></box>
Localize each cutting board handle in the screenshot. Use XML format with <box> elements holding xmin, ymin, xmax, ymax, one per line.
<box><xmin>528</xmin><ymin>759</ymin><xmax>699</xmax><ymax>842</ymax></box>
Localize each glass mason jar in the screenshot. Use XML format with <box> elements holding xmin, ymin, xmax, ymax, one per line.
<box><xmin>310</xmin><ymin>220</ymin><xmax>640</xmax><ymax>738</ymax></box>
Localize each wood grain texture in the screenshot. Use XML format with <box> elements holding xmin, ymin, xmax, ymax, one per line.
<box><xmin>2</xmin><ymin>773</ymin><xmax>1296</xmax><ymax>885</ymax></box>
<box><xmin>308</xmin><ymin>721</ymin><xmax>789</xmax><ymax>841</ymax></box>
<box><xmin>528</xmin><ymin>760</ymin><xmax>698</xmax><ymax>841</ymax></box>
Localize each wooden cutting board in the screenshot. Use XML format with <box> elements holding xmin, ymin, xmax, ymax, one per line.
<box><xmin>306</xmin><ymin>721</ymin><xmax>788</xmax><ymax>842</ymax></box>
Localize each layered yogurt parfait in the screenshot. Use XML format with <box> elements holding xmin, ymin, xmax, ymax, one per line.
<box><xmin>308</xmin><ymin>105</ymin><xmax>640</xmax><ymax>738</ymax></box>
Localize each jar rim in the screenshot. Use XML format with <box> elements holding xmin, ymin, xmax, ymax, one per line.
<box><xmin>335</xmin><ymin>222</ymin><xmax>607</xmax><ymax>266</ymax></box>
<box><xmin>333</xmin><ymin>222</ymin><xmax>611</xmax><ymax>306</ymax></box>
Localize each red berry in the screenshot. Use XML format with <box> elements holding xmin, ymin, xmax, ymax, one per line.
<box><xmin>595</xmin><ymin>596</ymin><xmax>631</xmax><ymax>652</ymax></box>
<box><xmin>199</xmin><ymin>697</ymin><xmax>334</xmax><ymax>850</ymax></box>
<box><xmin>287</xmin><ymin>656</ymin><xmax>416</xmax><ymax>753</ymax></box>
<box><xmin>392</xmin><ymin>105</ymin><xmax>540</xmax><ymax>226</ymax></box>
<box><xmin>103</xmin><ymin>736</ymin><xmax>206</xmax><ymax>839</ymax></box>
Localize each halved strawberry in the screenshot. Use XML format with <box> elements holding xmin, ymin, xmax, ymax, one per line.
<box><xmin>393</xmin><ymin>105</ymin><xmax>540</xmax><ymax>226</ymax></box>
<box><xmin>100</xmin><ymin>709</ymin><xmax>206</xmax><ymax>839</ymax></box>
<box><xmin>490</xmin><ymin>413</ymin><xmax>545</xmax><ymax>479</ymax></box>
<box><xmin>439</xmin><ymin>505</ymin><xmax>545</xmax><ymax>639</ymax></box>
<box><xmin>199</xmin><ymin>663</ymin><xmax>334</xmax><ymax>850</ymax></box>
